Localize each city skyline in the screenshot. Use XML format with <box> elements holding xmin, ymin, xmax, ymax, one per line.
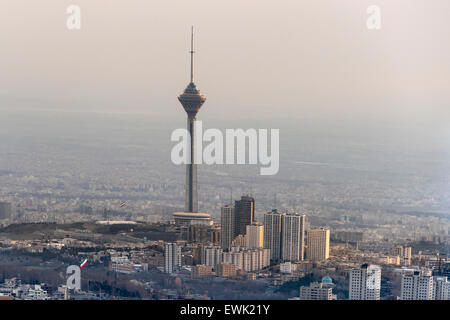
<box><xmin>0</xmin><ymin>1</ymin><xmax>449</xmax><ymax>306</ymax></box>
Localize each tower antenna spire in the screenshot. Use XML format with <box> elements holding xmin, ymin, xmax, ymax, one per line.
<box><xmin>190</xmin><ymin>26</ymin><xmax>194</xmax><ymax>83</ymax></box>
<box><xmin>230</xmin><ymin>186</ymin><xmax>233</xmax><ymax>206</ymax></box>
<box><xmin>274</xmin><ymin>193</ymin><xmax>277</xmax><ymax>210</ymax></box>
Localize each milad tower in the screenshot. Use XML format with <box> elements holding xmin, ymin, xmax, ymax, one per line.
<box><xmin>173</xmin><ymin>27</ymin><xmax>211</xmax><ymax>225</ymax></box>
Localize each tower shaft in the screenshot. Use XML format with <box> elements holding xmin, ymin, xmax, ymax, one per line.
<box><xmin>186</xmin><ymin>115</ymin><xmax>198</xmax><ymax>212</ymax></box>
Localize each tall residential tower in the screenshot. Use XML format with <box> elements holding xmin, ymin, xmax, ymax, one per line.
<box><xmin>220</xmin><ymin>204</ymin><xmax>235</xmax><ymax>251</ymax></box>
<box><xmin>234</xmin><ymin>195</ymin><xmax>255</xmax><ymax>237</ymax></box>
<box><xmin>306</xmin><ymin>227</ymin><xmax>330</xmax><ymax>261</ymax></box>
<box><xmin>349</xmin><ymin>264</ymin><xmax>381</xmax><ymax>300</ymax></box>
<box><xmin>282</xmin><ymin>213</ymin><xmax>306</xmax><ymax>262</ymax></box>
<box><xmin>264</xmin><ymin>209</ymin><xmax>283</xmax><ymax>263</ymax></box>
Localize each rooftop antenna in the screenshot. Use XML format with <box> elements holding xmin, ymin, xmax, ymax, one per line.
<box><xmin>273</xmin><ymin>193</ymin><xmax>277</xmax><ymax>210</ymax></box>
<box><xmin>447</xmin><ymin>238</ymin><xmax>450</xmax><ymax>259</ymax></box>
<box><xmin>437</xmin><ymin>252</ymin><xmax>442</xmax><ymax>275</ymax></box>
<box><xmin>190</xmin><ymin>26</ymin><xmax>194</xmax><ymax>83</ymax></box>
<box><xmin>103</xmin><ymin>207</ymin><xmax>110</xmax><ymax>225</ymax></box>
<box><xmin>230</xmin><ymin>187</ymin><xmax>233</xmax><ymax>206</ymax></box>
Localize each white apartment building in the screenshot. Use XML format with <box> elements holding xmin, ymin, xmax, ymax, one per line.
<box><xmin>241</xmin><ymin>248</ymin><xmax>270</xmax><ymax>272</ymax></box>
<box><xmin>225</xmin><ymin>247</ymin><xmax>270</xmax><ymax>272</ymax></box>
<box><xmin>164</xmin><ymin>242</ymin><xmax>181</xmax><ymax>273</ymax></box>
<box><xmin>201</xmin><ymin>246</ymin><xmax>223</xmax><ymax>269</ymax></box>
<box><xmin>349</xmin><ymin>264</ymin><xmax>381</xmax><ymax>300</ymax></box>
<box><xmin>299</xmin><ymin>282</ymin><xmax>332</xmax><ymax>300</ymax></box>
<box><xmin>280</xmin><ymin>261</ymin><xmax>296</xmax><ymax>274</ymax></box>
<box><xmin>433</xmin><ymin>276</ymin><xmax>450</xmax><ymax>300</ymax></box>
<box><xmin>281</xmin><ymin>213</ymin><xmax>306</xmax><ymax>262</ymax></box>
<box><xmin>223</xmin><ymin>250</ymin><xmax>244</xmax><ymax>270</ymax></box>
<box><xmin>401</xmin><ymin>270</ymin><xmax>433</xmax><ymax>300</ymax></box>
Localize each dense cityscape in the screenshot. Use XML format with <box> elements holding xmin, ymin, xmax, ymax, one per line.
<box><xmin>0</xmin><ymin>194</ymin><xmax>449</xmax><ymax>301</ymax></box>
<box><xmin>1</xmin><ymin>33</ymin><xmax>449</xmax><ymax>301</ymax></box>
<box><xmin>0</xmin><ymin>2</ymin><xmax>449</xmax><ymax>307</ymax></box>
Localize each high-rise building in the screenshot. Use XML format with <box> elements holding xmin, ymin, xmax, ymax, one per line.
<box><xmin>263</xmin><ymin>210</ymin><xmax>307</xmax><ymax>263</ymax></box>
<box><xmin>306</xmin><ymin>227</ymin><xmax>330</xmax><ymax>261</ymax></box>
<box><xmin>232</xmin><ymin>234</ymin><xmax>247</xmax><ymax>248</ymax></box>
<box><xmin>264</xmin><ymin>209</ymin><xmax>283</xmax><ymax>263</ymax></box>
<box><xmin>209</xmin><ymin>227</ymin><xmax>221</xmax><ymax>245</ymax></box>
<box><xmin>164</xmin><ymin>243</ymin><xmax>181</xmax><ymax>273</ymax></box>
<box><xmin>349</xmin><ymin>264</ymin><xmax>382</xmax><ymax>300</ymax></box>
<box><xmin>246</xmin><ymin>222</ymin><xmax>264</xmax><ymax>249</ymax></box>
<box><xmin>241</xmin><ymin>248</ymin><xmax>270</xmax><ymax>272</ymax></box>
<box><xmin>393</xmin><ymin>245</ymin><xmax>412</xmax><ymax>266</ymax></box>
<box><xmin>401</xmin><ymin>270</ymin><xmax>434</xmax><ymax>300</ymax></box>
<box><xmin>221</xmin><ymin>204</ymin><xmax>235</xmax><ymax>251</ymax></box>
<box><xmin>201</xmin><ymin>246</ymin><xmax>223</xmax><ymax>269</ymax></box>
<box><xmin>281</xmin><ymin>213</ymin><xmax>306</xmax><ymax>262</ymax></box>
<box><xmin>192</xmin><ymin>247</ymin><xmax>202</xmax><ymax>265</ymax></box>
<box><xmin>223</xmin><ymin>250</ymin><xmax>244</xmax><ymax>271</ymax></box>
<box><xmin>403</xmin><ymin>247</ymin><xmax>412</xmax><ymax>266</ymax></box>
<box><xmin>0</xmin><ymin>202</ymin><xmax>12</xmax><ymax>219</ymax></box>
<box><xmin>299</xmin><ymin>282</ymin><xmax>333</xmax><ymax>300</ymax></box>
<box><xmin>433</xmin><ymin>276</ymin><xmax>450</xmax><ymax>300</ymax></box>
<box><xmin>233</xmin><ymin>195</ymin><xmax>254</xmax><ymax>238</ymax></box>
<box><xmin>393</xmin><ymin>245</ymin><xmax>404</xmax><ymax>257</ymax></box>
<box><xmin>223</xmin><ymin>247</ymin><xmax>270</xmax><ymax>272</ymax></box>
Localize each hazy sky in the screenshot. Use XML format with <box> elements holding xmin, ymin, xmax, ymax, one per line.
<box><xmin>0</xmin><ymin>0</ymin><xmax>449</xmax><ymax>124</ymax></box>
